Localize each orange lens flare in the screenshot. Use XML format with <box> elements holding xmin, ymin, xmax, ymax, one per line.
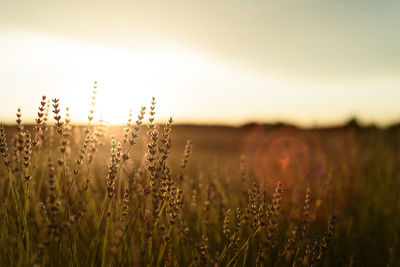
<box><xmin>242</xmin><ymin>125</ymin><xmax>327</xmax><ymax>192</ymax></box>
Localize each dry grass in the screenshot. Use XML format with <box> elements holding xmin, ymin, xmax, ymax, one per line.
<box><xmin>0</xmin><ymin>84</ymin><xmax>399</xmax><ymax>266</ymax></box>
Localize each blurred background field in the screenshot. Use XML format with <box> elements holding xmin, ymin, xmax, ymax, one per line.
<box><xmin>2</xmin><ymin>120</ymin><xmax>399</xmax><ymax>266</ymax></box>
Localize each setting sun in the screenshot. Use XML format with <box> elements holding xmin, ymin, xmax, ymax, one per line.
<box><xmin>1</xmin><ymin>31</ymin><xmax>277</xmax><ymax>125</ymax></box>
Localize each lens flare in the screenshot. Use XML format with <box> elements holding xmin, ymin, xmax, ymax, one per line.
<box><xmin>242</xmin><ymin>125</ymin><xmax>327</xmax><ymax>192</ymax></box>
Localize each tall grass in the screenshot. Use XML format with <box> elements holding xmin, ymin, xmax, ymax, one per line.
<box><xmin>0</xmin><ymin>83</ymin><xmax>398</xmax><ymax>266</ymax></box>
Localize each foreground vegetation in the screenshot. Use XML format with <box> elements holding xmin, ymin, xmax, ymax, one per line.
<box><xmin>0</xmin><ymin>84</ymin><xmax>399</xmax><ymax>266</ymax></box>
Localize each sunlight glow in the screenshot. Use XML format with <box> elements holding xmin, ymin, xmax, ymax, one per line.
<box><xmin>0</xmin><ymin>32</ymin><xmax>273</xmax><ymax>125</ymax></box>
<box><xmin>1</xmin><ymin>31</ymin><xmax>399</xmax><ymax>127</ymax></box>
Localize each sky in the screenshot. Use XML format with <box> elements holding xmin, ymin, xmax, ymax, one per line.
<box><xmin>0</xmin><ymin>0</ymin><xmax>399</xmax><ymax>126</ymax></box>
